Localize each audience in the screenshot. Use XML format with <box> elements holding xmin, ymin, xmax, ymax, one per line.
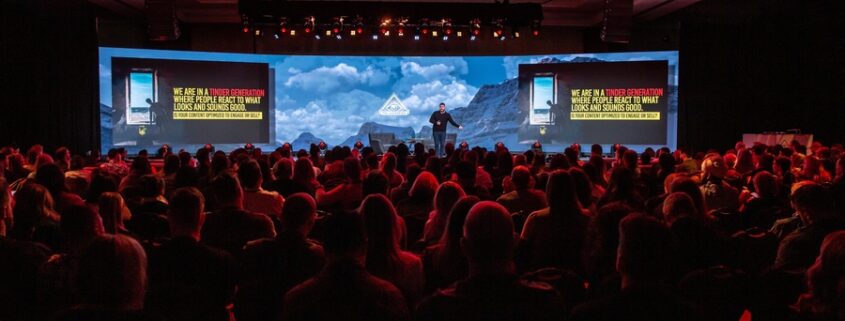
<box><xmin>1</xmin><ymin>138</ymin><xmax>844</xmax><ymax>321</ymax></box>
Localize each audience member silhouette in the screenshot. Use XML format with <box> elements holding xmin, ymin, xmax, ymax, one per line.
<box><xmin>282</xmin><ymin>212</ymin><xmax>410</xmax><ymax>321</ymax></box>
<box><xmin>146</xmin><ymin>187</ymin><xmax>238</xmax><ymax>321</ymax></box>
<box><xmin>416</xmin><ymin>201</ymin><xmax>564</xmax><ymax>321</ymax></box>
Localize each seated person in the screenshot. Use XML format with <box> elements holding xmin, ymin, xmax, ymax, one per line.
<box><xmin>416</xmin><ymin>201</ymin><xmax>564</xmax><ymax>321</ymax></box>
<box><xmin>282</xmin><ymin>212</ymin><xmax>409</xmax><ymax>321</ymax></box>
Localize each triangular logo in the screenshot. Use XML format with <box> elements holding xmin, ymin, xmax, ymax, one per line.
<box><xmin>378</xmin><ymin>93</ymin><xmax>410</xmax><ymax>116</ymax></box>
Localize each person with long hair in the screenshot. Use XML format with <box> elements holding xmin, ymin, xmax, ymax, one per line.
<box><xmin>35</xmin><ymin>163</ymin><xmax>85</xmax><ymax>213</ymax></box>
<box><xmin>422</xmin><ymin>196</ymin><xmax>480</xmax><ymax>291</ymax></box>
<box><xmin>360</xmin><ymin>194</ymin><xmax>424</xmax><ymax>305</ymax></box>
<box><xmin>119</xmin><ymin>156</ymin><xmax>153</xmax><ymax>191</ymax></box>
<box><xmin>381</xmin><ymin>152</ymin><xmax>405</xmax><ymax>188</ymax></box>
<box><xmin>98</xmin><ymin>192</ymin><xmax>132</xmax><ymax>235</ymax></box>
<box><xmin>519</xmin><ymin>169</ymin><xmax>590</xmax><ymax>272</ymax></box>
<box><xmin>735</xmin><ymin>148</ymin><xmax>755</xmax><ymax>175</ymax></box>
<box><xmin>596</xmin><ymin>166</ymin><xmax>644</xmax><ymax>211</ymax></box>
<box><xmin>587</xmin><ymin>155</ymin><xmax>608</xmax><ymax>188</ymax></box>
<box><xmin>11</xmin><ymin>183</ymin><xmax>62</xmax><ymax>250</ymax></box>
<box><xmin>795</xmin><ymin>231</ymin><xmax>845</xmax><ymax>321</ymax></box>
<box><xmin>396</xmin><ymin>171</ymin><xmax>438</xmax><ymax>246</ymax></box>
<box><xmin>800</xmin><ymin>155</ymin><xmax>833</xmax><ymax>183</ymax></box>
<box><xmin>423</xmin><ymin>181</ymin><xmax>465</xmax><ymax>245</ymax></box>
<box><xmin>291</xmin><ymin>158</ymin><xmax>322</xmax><ymax>198</ymax></box>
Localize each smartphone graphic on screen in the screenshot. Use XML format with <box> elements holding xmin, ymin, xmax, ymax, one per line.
<box><xmin>126</xmin><ymin>70</ymin><xmax>157</xmax><ymax>125</ymax></box>
<box><xmin>530</xmin><ymin>74</ymin><xmax>556</xmax><ymax>125</ymax></box>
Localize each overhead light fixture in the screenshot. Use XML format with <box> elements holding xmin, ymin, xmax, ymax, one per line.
<box><xmin>493</xmin><ymin>19</ymin><xmax>504</xmax><ymax>38</ymax></box>
<box><xmin>531</xmin><ymin>20</ymin><xmax>541</xmax><ymax>36</ymax></box>
<box><xmin>353</xmin><ymin>16</ymin><xmax>364</xmax><ymax>36</ymax></box>
<box><xmin>241</xmin><ymin>14</ymin><xmax>250</xmax><ymax>33</ymax></box>
<box><xmin>379</xmin><ymin>18</ymin><xmax>391</xmax><ymax>36</ymax></box>
<box><xmin>279</xmin><ymin>18</ymin><xmax>288</xmax><ymax>35</ymax></box>
<box><xmin>331</xmin><ymin>17</ymin><xmax>343</xmax><ymax>34</ymax></box>
<box><xmin>419</xmin><ymin>18</ymin><xmax>430</xmax><ymax>35</ymax></box>
<box><xmin>303</xmin><ymin>16</ymin><xmax>314</xmax><ymax>34</ymax></box>
<box><xmin>443</xmin><ymin>19</ymin><xmax>453</xmax><ymax>36</ymax></box>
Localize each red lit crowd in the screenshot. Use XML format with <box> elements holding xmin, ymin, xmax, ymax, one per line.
<box><xmin>1</xmin><ymin>140</ymin><xmax>844</xmax><ymax>321</ymax></box>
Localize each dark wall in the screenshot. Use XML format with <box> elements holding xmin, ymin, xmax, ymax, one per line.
<box><xmin>0</xmin><ymin>0</ymin><xmax>100</xmax><ymax>154</ymax></box>
<box><xmin>673</xmin><ymin>0</ymin><xmax>845</xmax><ymax>152</ymax></box>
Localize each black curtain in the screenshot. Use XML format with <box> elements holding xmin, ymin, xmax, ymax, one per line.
<box><xmin>0</xmin><ymin>0</ymin><xmax>99</xmax><ymax>154</ymax></box>
<box><xmin>676</xmin><ymin>0</ymin><xmax>845</xmax><ymax>152</ymax></box>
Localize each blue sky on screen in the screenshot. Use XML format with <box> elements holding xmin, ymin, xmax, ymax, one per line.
<box><xmin>100</xmin><ymin>48</ymin><xmax>678</xmax><ymax>145</ymax></box>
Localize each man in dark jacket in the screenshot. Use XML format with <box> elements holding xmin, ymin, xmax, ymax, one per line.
<box><xmin>429</xmin><ymin>103</ymin><xmax>462</xmax><ymax>158</ymax></box>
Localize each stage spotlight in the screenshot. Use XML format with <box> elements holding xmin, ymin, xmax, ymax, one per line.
<box><xmin>241</xmin><ymin>14</ymin><xmax>250</xmax><ymax>33</ymax></box>
<box><xmin>336</xmin><ymin>34</ymin><xmax>342</xmax><ymax>40</ymax></box>
<box><xmin>442</xmin><ymin>35</ymin><xmax>448</xmax><ymax>41</ymax></box>
<box><xmin>279</xmin><ymin>18</ymin><xmax>288</xmax><ymax>35</ymax></box>
<box><xmin>492</xmin><ymin>19</ymin><xmax>504</xmax><ymax>38</ymax></box>
<box><xmin>443</xmin><ymin>19</ymin><xmax>453</xmax><ymax>36</ymax></box>
<box><xmin>254</xmin><ymin>28</ymin><xmax>262</xmax><ymax>37</ymax></box>
<box><xmin>290</xmin><ymin>29</ymin><xmax>296</xmax><ymax>36</ymax></box>
<box><xmin>470</xmin><ymin>35</ymin><xmax>477</xmax><ymax>41</ymax></box>
<box><xmin>353</xmin><ymin>16</ymin><xmax>364</xmax><ymax>36</ymax></box>
<box><xmin>414</xmin><ymin>34</ymin><xmax>420</xmax><ymax>40</ymax></box>
<box><xmin>512</xmin><ymin>29</ymin><xmax>521</xmax><ymax>39</ymax></box>
<box><xmin>372</xmin><ymin>34</ymin><xmax>379</xmax><ymax>40</ymax></box>
<box><xmin>470</xmin><ymin>18</ymin><xmax>481</xmax><ymax>36</ymax></box>
<box><xmin>432</xmin><ymin>30</ymin><xmax>438</xmax><ymax>37</ymax></box>
<box><xmin>303</xmin><ymin>17</ymin><xmax>314</xmax><ymax>34</ymax></box>
<box><xmin>331</xmin><ymin>17</ymin><xmax>342</xmax><ymax>35</ymax></box>
<box><xmin>456</xmin><ymin>30</ymin><xmax>463</xmax><ymax>37</ymax></box>
<box><xmin>499</xmin><ymin>34</ymin><xmax>506</xmax><ymax>41</ymax></box>
<box><xmin>396</xmin><ymin>18</ymin><xmax>407</xmax><ymax>37</ymax></box>
<box><xmin>531</xmin><ymin>20</ymin><xmax>541</xmax><ymax>36</ymax></box>
<box><xmin>379</xmin><ymin>19</ymin><xmax>391</xmax><ymax>36</ymax></box>
<box><xmin>419</xmin><ymin>18</ymin><xmax>430</xmax><ymax>35</ymax></box>
<box><xmin>273</xmin><ymin>32</ymin><xmax>280</xmax><ymax>39</ymax></box>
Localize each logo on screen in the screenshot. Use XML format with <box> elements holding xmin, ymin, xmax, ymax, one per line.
<box><xmin>378</xmin><ymin>93</ymin><xmax>410</xmax><ymax>116</ymax></box>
